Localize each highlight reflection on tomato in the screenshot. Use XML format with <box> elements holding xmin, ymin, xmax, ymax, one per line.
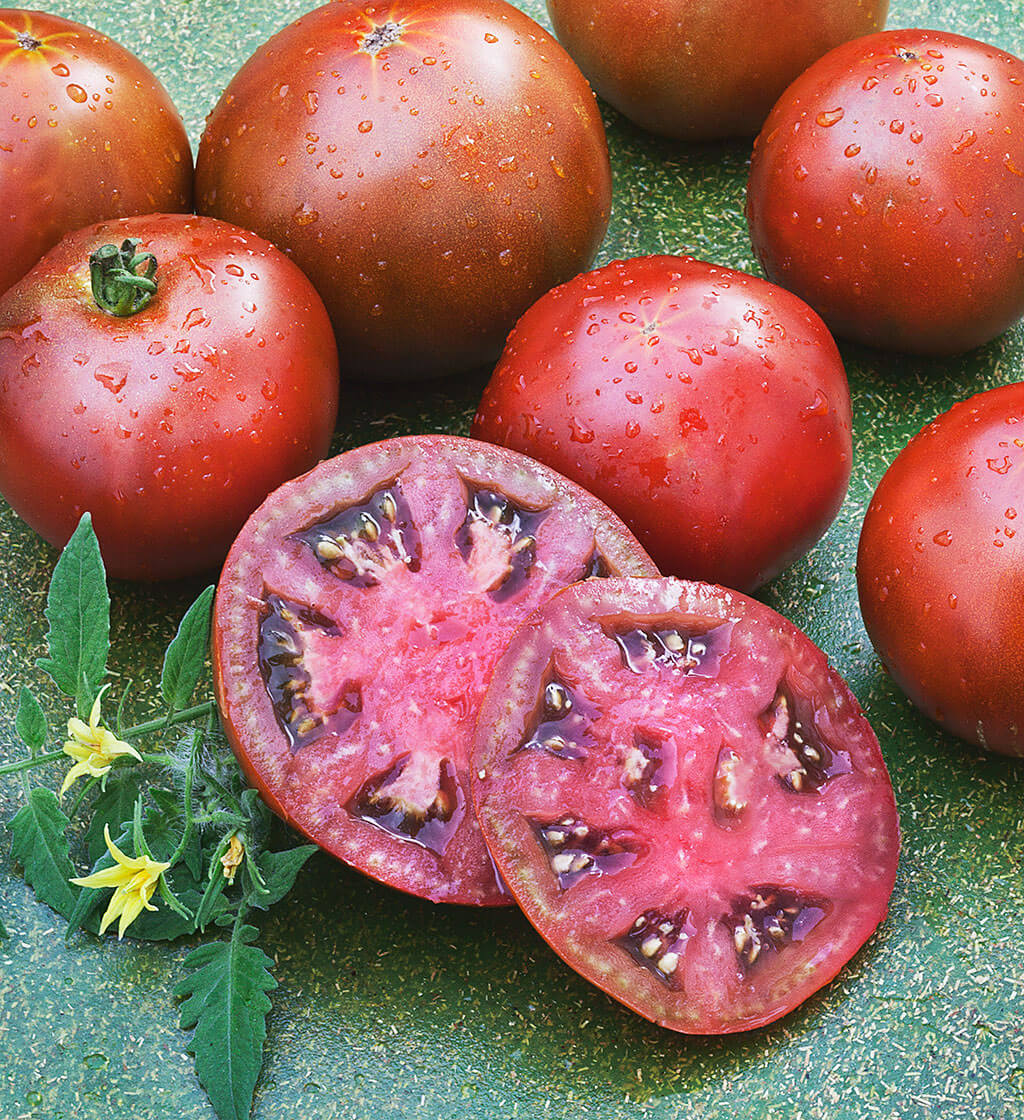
<box><xmin>196</xmin><ymin>0</ymin><xmax>612</xmax><ymax>382</ymax></box>
<box><xmin>0</xmin><ymin>9</ymin><xmax>192</xmax><ymax>297</ymax></box>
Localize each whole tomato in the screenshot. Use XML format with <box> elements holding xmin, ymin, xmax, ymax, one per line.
<box><xmin>194</xmin><ymin>0</ymin><xmax>611</xmax><ymax>382</ymax></box>
<box><xmin>857</xmin><ymin>383</ymin><xmax>1024</xmax><ymax>757</ymax></box>
<box><xmin>0</xmin><ymin>213</ymin><xmax>339</xmax><ymax>581</ymax></box>
<box><xmin>546</xmin><ymin>0</ymin><xmax>888</xmax><ymax>140</ymax></box>
<box><xmin>0</xmin><ymin>10</ymin><xmax>192</xmax><ymax>297</ymax></box>
<box><xmin>472</xmin><ymin>255</ymin><xmax>853</xmax><ymax>592</ymax></box>
<box><xmin>747</xmin><ymin>30</ymin><xmax>1024</xmax><ymax>355</ymax></box>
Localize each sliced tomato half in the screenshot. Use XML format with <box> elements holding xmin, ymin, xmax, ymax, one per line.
<box><xmin>212</xmin><ymin>436</ymin><xmax>658</xmax><ymax>904</ymax></box>
<box><xmin>472</xmin><ymin>578</ymin><xmax>899</xmax><ymax>1028</ymax></box>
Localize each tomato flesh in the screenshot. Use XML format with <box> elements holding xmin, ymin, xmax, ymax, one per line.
<box><xmin>213</xmin><ymin>436</ymin><xmax>658</xmax><ymax>905</ymax></box>
<box><xmin>472</xmin><ymin>578</ymin><xmax>899</xmax><ymax>1031</ymax></box>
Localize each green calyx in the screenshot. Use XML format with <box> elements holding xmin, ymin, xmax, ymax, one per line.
<box><xmin>89</xmin><ymin>238</ymin><xmax>158</xmax><ymax>317</ymax></box>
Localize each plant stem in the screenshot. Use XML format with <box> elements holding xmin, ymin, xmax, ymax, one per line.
<box><xmin>0</xmin><ymin>750</ymin><xmax>65</xmax><ymax>776</ymax></box>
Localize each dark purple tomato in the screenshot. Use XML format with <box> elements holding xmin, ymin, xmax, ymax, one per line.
<box><xmin>195</xmin><ymin>0</ymin><xmax>611</xmax><ymax>382</ymax></box>
<box><xmin>472</xmin><ymin>255</ymin><xmax>853</xmax><ymax>592</ymax></box>
<box><xmin>747</xmin><ymin>29</ymin><xmax>1024</xmax><ymax>354</ymax></box>
<box><xmin>0</xmin><ymin>213</ymin><xmax>339</xmax><ymax>580</ymax></box>
<box><xmin>212</xmin><ymin>436</ymin><xmax>658</xmax><ymax>905</ymax></box>
<box><xmin>546</xmin><ymin>0</ymin><xmax>889</xmax><ymax>140</ymax></box>
<box><xmin>857</xmin><ymin>383</ymin><xmax>1024</xmax><ymax>756</ymax></box>
<box><xmin>0</xmin><ymin>10</ymin><xmax>192</xmax><ymax>297</ymax></box>
<box><xmin>472</xmin><ymin>577</ymin><xmax>900</xmax><ymax>1032</ymax></box>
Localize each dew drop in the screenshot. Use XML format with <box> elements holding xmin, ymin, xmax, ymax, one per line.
<box><xmin>933</xmin><ymin>529</ymin><xmax>953</xmax><ymax>546</ymax></box>
<box><xmin>357</xmin><ymin>120</ymin><xmax>373</xmax><ymax>133</ymax></box>
<box><xmin>66</xmin><ymin>83</ymin><xmax>87</xmax><ymax>104</ymax></box>
<box><xmin>816</xmin><ymin>107</ymin><xmax>845</xmax><ymax>127</ymax></box>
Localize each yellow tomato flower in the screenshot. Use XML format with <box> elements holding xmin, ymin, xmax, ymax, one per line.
<box><xmin>60</xmin><ymin>691</ymin><xmax>141</xmax><ymax>797</ymax></box>
<box><xmin>220</xmin><ymin>834</ymin><xmax>245</xmax><ymax>884</ymax></box>
<box><xmin>71</xmin><ymin>824</ymin><xmax>170</xmax><ymax>939</ymax></box>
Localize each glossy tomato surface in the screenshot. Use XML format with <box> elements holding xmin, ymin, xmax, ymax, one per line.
<box><xmin>857</xmin><ymin>383</ymin><xmax>1024</xmax><ymax>757</ymax></box>
<box><xmin>472</xmin><ymin>577</ymin><xmax>899</xmax><ymax>1033</ymax></box>
<box><xmin>546</xmin><ymin>0</ymin><xmax>888</xmax><ymax>140</ymax></box>
<box><xmin>0</xmin><ymin>213</ymin><xmax>339</xmax><ymax>581</ymax></box>
<box><xmin>0</xmin><ymin>10</ymin><xmax>192</xmax><ymax>298</ymax></box>
<box><xmin>195</xmin><ymin>0</ymin><xmax>611</xmax><ymax>382</ymax></box>
<box><xmin>212</xmin><ymin>435</ymin><xmax>658</xmax><ymax>905</ymax></box>
<box><xmin>747</xmin><ymin>29</ymin><xmax>1024</xmax><ymax>355</ymax></box>
<box><xmin>472</xmin><ymin>255</ymin><xmax>852</xmax><ymax>592</ymax></box>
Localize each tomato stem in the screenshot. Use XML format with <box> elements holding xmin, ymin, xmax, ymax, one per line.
<box><xmin>89</xmin><ymin>238</ymin><xmax>158</xmax><ymax>317</ymax></box>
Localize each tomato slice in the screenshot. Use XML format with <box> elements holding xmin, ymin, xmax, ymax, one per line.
<box><xmin>212</xmin><ymin>436</ymin><xmax>657</xmax><ymax>904</ymax></box>
<box><xmin>472</xmin><ymin>578</ymin><xmax>899</xmax><ymax>1029</ymax></box>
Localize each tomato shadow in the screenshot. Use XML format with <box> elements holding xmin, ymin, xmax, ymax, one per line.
<box><xmin>598</xmin><ymin>102</ymin><xmax>758</xmax><ymax>272</ymax></box>
<box><xmin>252</xmin><ymin>848</ymin><xmax>892</xmax><ymax>1115</ymax></box>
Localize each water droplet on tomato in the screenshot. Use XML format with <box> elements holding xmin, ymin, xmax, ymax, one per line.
<box><xmin>66</xmin><ymin>83</ymin><xmax>87</xmax><ymax>103</ymax></box>
<box><xmin>925</xmin><ymin>93</ymin><xmax>943</xmax><ymax>107</ymax></box>
<box><xmin>569</xmin><ymin>417</ymin><xmax>594</xmax><ymax>443</ymax></box>
<box><xmin>987</xmin><ymin>456</ymin><xmax>1013</xmax><ymax>474</ymax></box>
<box><xmin>933</xmin><ymin>529</ymin><xmax>953</xmax><ymax>546</ymax></box>
<box><xmin>816</xmin><ymin>107</ymin><xmax>844</xmax><ymax>127</ymax></box>
<box><xmin>50</xmin><ymin>63</ymin><xmax>70</xmax><ymax>77</ymax></box>
<box><xmin>357</xmin><ymin>120</ymin><xmax>373</xmax><ymax>133</ymax></box>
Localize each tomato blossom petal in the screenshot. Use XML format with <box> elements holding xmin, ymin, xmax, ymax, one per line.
<box><xmin>60</xmin><ymin>691</ymin><xmax>141</xmax><ymax>796</ymax></box>
<box><xmin>70</xmin><ymin>824</ymin><xmax>170</xmax><ymax>939</ymax></box>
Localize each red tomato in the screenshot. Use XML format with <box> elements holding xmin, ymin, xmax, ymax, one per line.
<box><xmin>472</xmin><ymin>577</ymin><xmax>899</xmax><ymax>1032</ymax></box>
<box><xmin>194</xmin><ymin>0</ymin><xmax>611</xmax><ymax>382</ymax></box>
<box><xmin>857</xmin><ymin>384</ymin><xmax>1024</xmax><ymax>757</ymax></box>
<box><xmin>212</xmin><ymin>436</ymin><xmax>658</xmax><ymax>905</ymax></box>
<box><xmin>546</xmin><ymin>0</ymin><xmax>888</xmax><ymax>140</ymax></box>
<box><xmin>747</xmin><ymin>30</ymin><xmax>1024</xmax><ymax>355</ymax></box>
<box><xmin>0</xmin><ymin>10</ymin><xmax>192</xmax><ymax>297</ymax></box>
<box><xmin>471</xmin><ymin>255</ymin><xmax>853</xmax><ymax>592</ymax></box>
<box><xmin>0</xmin><ymin>213</ymin><xmax>339</xmax><ymax>581</ymax></box>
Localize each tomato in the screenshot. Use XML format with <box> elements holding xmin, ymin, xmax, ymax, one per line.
<box><xmin>545</xmin><ymin>0</ymin><xmax>888</xmax><ymax>141</ymax></box>
<box><xmin>212</xmin><ymin>435</ymin><xmax>658</xmax><ymax>905</ymax></box>
<box><xmin>471</xmin><ymin>255</ymin><xmax>852</xmax><ymax>593</ymax></box>
<box><xmin>0</xmin><ymin>10</ymin><xmax>192</xmax><ymax>298</ymax></box>
<box><xmin>472</xmin><ymin>577</ymin><xmax>899</xmax><ymax>1033</ymax></box>
<box><xmin>194</xmin><ymin>0</ymin><xmax>611</xmax><ymax>382</ymax></box>
<box><xmin>0</xmin><ymin>213</ymin><xmax>339</xmax><ymax>581</ymax></box>
<box><xmin>747</xmin><ymin>29</ymin><xmax>1024</xmax><ymax>355</ymax></box>
<box><xmin>857</xmin><ymin>384</ymin><xmax>1024</xmax><ymax>757</ymax></box>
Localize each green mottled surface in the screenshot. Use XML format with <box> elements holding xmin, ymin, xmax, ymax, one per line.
<box><xmin>2</xmin><ymin>1</ymin><xmax>1023</xmax><ymax>1118</ymax></box>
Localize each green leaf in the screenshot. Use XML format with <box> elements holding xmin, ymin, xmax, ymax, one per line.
<box><xmin>7</xmin><ymin>788</ymin><xmax>76</xmax><ymax>918</ymax></box>
<box><xmin>15</xmin><ymin>688</ymin><xmax>47</xmax><ymax>755</ymax></box>
<box><xmin>250</xmin><ymin>846</ymin><xmax>317</xmax><ymax>911</ymax></box>
<box><xmin>175</xmin><ymin>922</ymin><xmax>276</xmax><ymax>1120</ymax></box>
<box><xmin>84</xmin><ymin>776</ymin><xmax>143</xmax><ymax>864</ymax></box>
<box><xmin>35</xmin><ymin>514</ymin><xmax>109</xmax><ymax>717</ymax></box>
<box><xmin>161</xmin><ymin>585</ymin><xmax>215</xmax><ymax>713</ymax></box>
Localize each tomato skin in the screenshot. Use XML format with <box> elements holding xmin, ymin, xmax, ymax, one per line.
<box><xmin>0</xmin><ymin>213</ymin><xmax>339</xmax><ymax>581</ymax></box>
<box><xmin>472</xmin><ymin>577</ymin><xmax>899</xmax><ymax>1033</ymax></box>
<box><xmin>857</xmin><ymin>384</ymin><xmax>1024</xmax><ymax>757</ymax></box>
<box><xmin>747</xmin><ymin>30</ymin><xmax>1024</xmax><ymax>355</ymax></box>
<box><xmin>0</xmin><ymin>10</ymin><xmax>192</xmax><ymax>298</ymax></box>
<box><xmin>472</xmin><ymin>255</ymin><xmax>852</xmax><ymax>592</ymax></box>
<box><xmin>546</xmin><ymin>0</ymin><xmax>888</xmax><ymax>141</ymax></box>
<box><xmin>194</xmin><ymin>0</ymin><xmax>611</xmax><ymax>382</ymax></box>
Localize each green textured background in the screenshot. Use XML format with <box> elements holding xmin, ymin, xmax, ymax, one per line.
<box><xmin>2</xmin><ymin>1</ymin><xmax>1023</xmax><ymax>1118</ymax></box>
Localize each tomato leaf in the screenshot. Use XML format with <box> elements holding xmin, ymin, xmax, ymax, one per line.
<box><xmin>14</xmin><ymin>687</ymin><xmax>47</xmax><ymax>755</ymax></box>
<box><xmin>84</xmin><ymin>776</ymin><xmax>144</xmax><ymax>864</ymax></box>
<box><xmin>7</xmin><ymin>787</ymin><xmax>76</xmax><ymax>918</ymax></box>
<box><xmin>175</xmin><ymin>921</ymin><xmax>276</xmax><ymax>1120</ymax></box>
<box><xmin>250</xmin><ymin>846</ymin><xmax>317</xmax><ymax>911</ymax></box>
<box><xmin>35</xmin><ymin>513</ymin><xmax>109</xmax><ymax>718</ymax></box>
<box><xmin>162</xmin><ymin>585</ymin><xmax>215</xmax><ymax>713</ymax></box>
